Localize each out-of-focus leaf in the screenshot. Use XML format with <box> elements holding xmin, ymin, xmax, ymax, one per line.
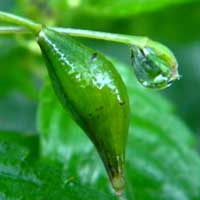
<box><xmin>0</xmin><ymin>135</ymin><xmax>117</xmax><ymax>200</ymax></box>
<box><xmin>71</xmin><ymin>0</ymin><xmax>200</xmax><ymax>18</ymax></box>
<box><xmin>37</xmin><ymin>60</ymin><xmax>200</xmax><ymax>199</ymax></box>
<box><xmin>161</xmin><ymin>43</ymin><xmax>200</xmax><ymax>134</ymax></box>
<box><xmin>15</xmin><ymin>0</ymin><xmax>200</xmax><ymax>18</ymax></box>
<box><xmin>126</xmin><ymin>2</ymin><xmax>200</xmax><ymax>43</ymax></box>
<box><xmin>0</xmin><ymin>35</ymin><xmax>44</xmax><ymax>132</ymax></box>
<box><xmin>0</xmin><ymin>130</ymin><xmax>39</xmax><ymax>159</ymax></box>
<box><xmin>0</xmin><ymin>92</ymin><xmax>38</xmax><ymax>132</ymax></box>
<box><xmin>0</xmin><ymin>36</ymin><xmax>38</xmax><ymax>99</ymax></box>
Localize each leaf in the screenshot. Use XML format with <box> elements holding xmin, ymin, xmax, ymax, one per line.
<box><xmin>37</xmin><ymin>60</ymin><xmax>200</xmax><ymax>199</ymax></box>
<box><xmin>0</xmin><ymin>131</ymin><xmax>39</xmax><ymax>160</ymax></box>
<box><xmin>0</xmin><ymin>37</ymin><xmax>38</xmax><ymax>98</ymax></box>
<box><xmin>0</xmin><ymin>90</ymin><xmax>39</xmax><ymax>132</ymax></box>
<box><xmin>0</xmin><ymin>37</ymin><xmax>41</xmax><ymax>132</ymax></box>
<box><xmin>29</xmin><ymin>0</ymin><xmax>199</xmax><ymax>19</ymax></box>
<box><xmin>0</xmin><ymin>132</ymin><xmax>117</xmax><ymax>200</ymax></box>
<box><xmin>68</xmin><ymin>0</ymin><xmax>198</xmax><ymax>17</ymax></box>
<box><xmin>126</xmin><ymin>2</ymin><xmax>200</xmax><ymax>43</ymax></box>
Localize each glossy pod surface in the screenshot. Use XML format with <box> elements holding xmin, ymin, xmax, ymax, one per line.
<box><xmin>37</xmin><ymin>28</ymin><xmax>130</xmax><ymax>194</ymax></box>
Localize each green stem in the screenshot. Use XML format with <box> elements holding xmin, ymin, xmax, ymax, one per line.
<box><xmin>0</xmin><ymin>26</ymin><xmax>30</xmax><ymax>34</ymax></box>
<box><xmin>0</xmin><ymin>11</ymin><xmax>174</xmax><ymax>62</ymax></box>
<box><xmin>0</xmin><ymin>24</ymin><xmax>174</xmax><ymax>62</ymax></box>
<box><xmin>0</xmin><ymin>25</ymin><xmax>149</xmax><ymax>48</ymax></box>
<box><xmin>0</xmin><ymin>11</ymin><xmax>42</xmax><ymax>34</ymax></box>
<box><xmin>50</xmin><ymin>27</ymin><xmax>149</xmax><ymax>48</ymax></box>
<box><xmin>49</xmin><ymin>28</ymin><xmax>176</xmax><ymax>62</ymax></box>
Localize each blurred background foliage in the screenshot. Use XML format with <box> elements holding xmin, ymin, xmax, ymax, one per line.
<box><xmin>0</xmin><ymin>0</ymin><xmax>200</xmax><ymax>199</ymax></box>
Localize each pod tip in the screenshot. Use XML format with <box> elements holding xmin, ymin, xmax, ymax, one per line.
<box><xmin>111</xmin><ymin>175</ymin><xmax>125</xmax><ymax>196</ymax></box>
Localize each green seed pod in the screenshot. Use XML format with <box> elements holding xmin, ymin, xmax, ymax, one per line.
<box><xmin>37</xmin><ymin>28</ymin><xmax>130</xmax><ymax>194</ymax></box>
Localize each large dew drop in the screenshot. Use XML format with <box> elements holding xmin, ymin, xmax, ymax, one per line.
<box><xmin>130</xmin><ymin>46</ymin><xmax>180</xmax><ymax>89</ymax></box>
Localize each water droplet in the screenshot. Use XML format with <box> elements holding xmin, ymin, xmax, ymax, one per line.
<box><xmin>130</xmin><ymin>46</ymin><xmax>179</xmax><ymax>89</ymax></box>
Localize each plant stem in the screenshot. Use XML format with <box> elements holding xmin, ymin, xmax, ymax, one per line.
<box><xmin>50</xmin><ymin>28</ymin><xmax>176</xmax><ymax>64</ymax></box>
<box><xmin>0</xmin><ymin>26</ymin><xmax>30</xmax><ymax>34</ymax></box>
<box><xmin>50</xmin><ymin>27</ymin><xmax>149</xmax><ymax>48</ymax></box>
<box><xmin>0</xmin><ymin>24</ymin><xmax>174</xmax><ymax>63</ymax></box>
<box><xmin>0</xmin><ymin>11</ymin><xmax>42</xmax><ymax>34</ymax></box>
<box><xmin>0</xmin><ymin>12</ymin><xmax>174</xmax><ymax>62</ymax></box>
<box><xmin>0</xmin><ymin>25</ymin><xmax>149</xmax><ymax>48</ymax></box>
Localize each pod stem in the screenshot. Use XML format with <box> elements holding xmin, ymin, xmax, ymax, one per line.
<box><xmin>0</xmin><ymin>13</ymin><xmax>176</xmax><ymax>66</ymax></box>
<box><xmin>0</xmin><ymin>11</ymin><xmax>42</xmax><ymax>34</ymax></box>
<box><xmin>0</xmin><ymin>16</ymin><xmax>165</xmax><ymax>53</ymax></box>
<box><xmin>0</xmin><ymin>23</ymin><xmax>149</xmax><ymax>47</ymax></box>
<box><xmin>50</xmin><ymin>27</ymin><xmax>149</xmax><ymax>48</ymax></box>
<box><xmin>0</xmin><ymin>26</ymin><xmax>30</xmax><ymax>34</ymax></box>
<box><xmin>50</xmin><ymin>27</ymin><xmax>176</xmax><ymax>64</ymax></box>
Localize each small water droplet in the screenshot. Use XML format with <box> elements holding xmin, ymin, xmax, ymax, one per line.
<box><xmin>130</xmin><ymin>46</ymin><xmax>179</xmax><ymax>89</ymax></box>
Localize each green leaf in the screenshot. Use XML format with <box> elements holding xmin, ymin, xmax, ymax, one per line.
<box><xmin>68</xmin><ymin>0</ymin><xmax>199</xmax><ymax>17</ymax></box>
<box><xmin>0</xmin><ymin>131</ymin><xmax>39</xmax><ymax>159</ymax></box>
<box><xmin>0</xmin><ymin>133</ymin><xmax>117</xmax><ymax>200</ymax></box>
<box><xmin>29</xmin><ymin>0</ymin><xmax>199</xmax><ymax>19</ymax></box>
<box><xmin>0</xmin><ymin>93</ymin><xmax>38</xmax><ymax>132</ymax></box>
<box><xmin>37</xmin><ymin>60</ymin><xmax>200</xmax><ymax>199</ymax></box>
<box><xmin>0</xmin><ymin>37</ymin><xmax>38</xmax><ymax>98</ymax></box>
